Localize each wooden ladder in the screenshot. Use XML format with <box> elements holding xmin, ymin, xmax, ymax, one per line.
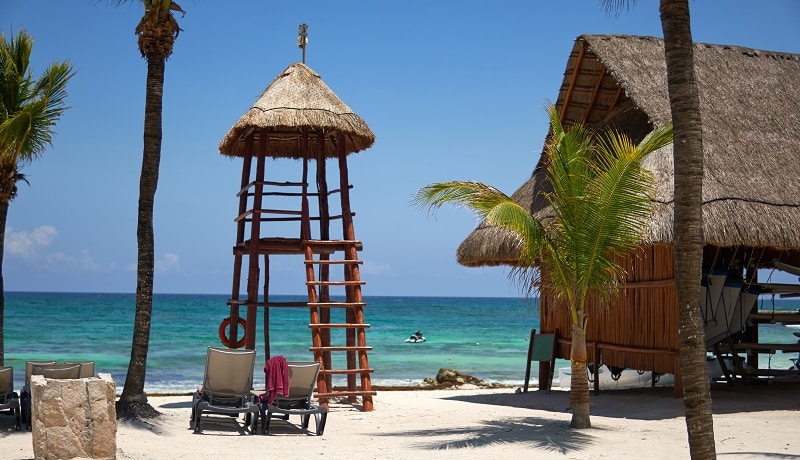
<box><xmin>303</xmin><ymin>239</ymin><xmax>375</xmax><ymax>411</ymax></box>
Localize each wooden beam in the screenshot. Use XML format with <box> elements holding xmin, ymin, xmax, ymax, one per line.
<box><xmin>582</xmin><ymin>63</ymin><xmax>606</xmax><ymax>124</ymax></box>
<box><xmin>608</xmin><ymin>85</ymin><xmax>623</xmax><ymax>115</ymax></box>
<box><xmin>560</xmin><ymin>40</ymin><xmax>586</xmax><ymax>123</ymax></box>
<box><xmin>620</xmin><ymin>279</ymin><xmax>676</xmax><ymax>289</ymax></box>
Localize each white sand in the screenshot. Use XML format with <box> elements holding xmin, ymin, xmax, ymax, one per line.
<box><xmin>3</xmin><ymin>383</ymin><xmax>799</xmax><ymax>459</ymax></box>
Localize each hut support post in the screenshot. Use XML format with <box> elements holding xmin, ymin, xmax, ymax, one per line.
<box><xmin>228</xmin><ymin>139</ymin><xmax>254</xmax><ymax>348</ymax></box>
<box><xmin>316</xmin><ymin>132</ymin><xmax>333</xmax><ymax>390</ymax></box>
<box><xmin>263</xmin><ymin>253</ymin><xmax>270</xmax><ymax>359</ymax></box>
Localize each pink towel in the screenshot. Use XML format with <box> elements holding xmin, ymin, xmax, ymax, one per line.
<box><xmin>263</xmin><ymin>355</ymin><xmax>289</xmax><ymax>405</ymax></box>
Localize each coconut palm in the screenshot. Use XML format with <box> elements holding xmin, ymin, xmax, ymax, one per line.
<box><xmin>602</xmin><ymin>0</ymin><xmax>716</xmax><ymax>456</ymax></box>
<box><xmin>0</xmin><ymin>29</ymin><xmax>73</xmax><ymax>366</ymax></box>
<box><xmin>415</xmin><ymin>105</ymin><xmax>673</xmax><ymax>428</ymax></box>
<box><xmin>658</xmin><ymin>3</ymin><xmax>715</xmax><ymax>457</ymax></box>
<box><xmin>116</xmin><ymin>0</ymin><xmax>184</xmax><ymax>419</ymax></box>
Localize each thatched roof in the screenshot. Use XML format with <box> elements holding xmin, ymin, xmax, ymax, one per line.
<box><xmin>458</xmin><ymin>34</ymin><xmax>800</xmax><ymax>267</ymax></box>
<box><xmin>219</xmin><ymin>62</ymin><xmax>375</xmax><ymax>159</ymax></box>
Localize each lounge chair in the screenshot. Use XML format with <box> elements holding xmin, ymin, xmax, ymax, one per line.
<box><xmin>191</xmin><ymin>347</ymin><xmax>259</xmax><ymax>434</ymax></box>
<box><xmin>20</xmin><ymin>360</ymin><xmax>57</xmax><ymax>430</ymax></box>
<box><xmin>259</xmin><ymin>361</ymin><xmax>327</xmax><ymax>435</ymax></box>
<box><xmin>31</xmin><ymin>363</ymin><xmax>83</xmax><ymax>380</ymax></box>
<box><xmin>0</xmin><ymin>366</ymin><xmax>21</xmax><ymax>430</ymax></box>
<box><xmin>65</xmin><ymin>361</ymin><xmax>96</xmax><ymax>378</ymax></box>
<box><xmin>24</xmin><ymin>360</ymin><xmax>56</xmax><ymax>389</ymax></box>
<box><xmin>22</xmin><ymin>363</ymin><xmax>82</xmax><ymax>430</ymax></box>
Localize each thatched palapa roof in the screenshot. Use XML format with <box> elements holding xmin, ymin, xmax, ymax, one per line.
<box><xmin>458</xmin><ymin>34</ymin><xmax>800</xmax><ymax>267</ymax></box>
<box><xmin>219</xmin><ymin>62</ymin><xmax>375</xmax><ymax>159</ymax></box>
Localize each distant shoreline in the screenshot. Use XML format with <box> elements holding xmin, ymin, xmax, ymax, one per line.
<box><xmin>143</xmin><ymin>382</ymin><xmax>521</xmax><ymax>398</ymax></box>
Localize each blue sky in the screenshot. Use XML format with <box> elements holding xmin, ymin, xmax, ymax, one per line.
<box><xmin>3</xmin><ymin>1</ymin><xmax>799</xmax><ymax>297</ymax></box>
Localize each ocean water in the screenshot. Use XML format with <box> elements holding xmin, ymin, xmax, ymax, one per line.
<box><xmin>4</xmin><ymin>292</ymin><xmax>799</xmax><ymax>394</ymax></box>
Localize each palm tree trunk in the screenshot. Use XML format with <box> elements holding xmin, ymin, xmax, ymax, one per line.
<box><xmin>660</xmin><ymin>1</ymin><xmax>717</xmax><ymax>458</ymax></box>
<box><xmin>118</xmin><ymin>54</ymin><xmax>164</xmax><ymax>415</ymax></box>
<box><xmin>569</xmin><ymin>314</ymin><xmax>591</xmax><ymax>428</ymax></box>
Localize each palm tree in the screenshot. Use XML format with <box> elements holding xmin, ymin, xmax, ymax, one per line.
<box><xmin>116</xmin><ymin>0</ymin><xmax>185</xmax><ymax>419</ymax></box>
<box><xmin>0</xmin><ymin>29</ymin><xmax>73</xmax><ymax>366</ymax></box>
<box><xmin>658</xmin><ymin>2</ymin><xmax>715</xmax><ymax>457</ymax></box>
<box><xmin>415</xmin><ymin>105</ymin><xmax>673</xmax><ymax>428</ymax></box>
<box><xmin>602</xmin><ymin>0</ymin><xmax>716</xmax><ymax>456</ymax></box>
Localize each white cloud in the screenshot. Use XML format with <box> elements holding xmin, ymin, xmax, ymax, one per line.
<box><xmin>362</xmin><ymin>260</ymin><xmax>391</xmax><ymax>275</ymax></box>
<box><xmin>6</xmin><ymin>226</ymin><xmax>105</xmax><ymax>273</ymax></box>
<box><xmin>45</xmin><ymin>250</ymin><xmax>101</xmax><ymax>271</ymax></box>
<box><xmin>6</xmin><ymin>226</ymin><xmax>57</xmax><ymax>258</ymax></box>
<box><xmin>127</xmin><ymin>252</ymin><xmax>182</xmax><ymax>273</ymax></box>
<box><xmin>156</xmin><ymin>252</ymin><xmax>181</xmax><ymax>272</ymax></box>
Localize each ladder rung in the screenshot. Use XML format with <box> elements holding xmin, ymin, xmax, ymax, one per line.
<box><xmin>228</xmin><ymin>300</ymin><xmax>310</xmax><ymax>308</ymax></box>
<box><xmin>316</xmin><ymin>390</ymin><xmax>377</xmax><ymax>398</ymax></box>
<box><xmin>306</xmin><ymin>239</ymin><xmax>361</xmax><ymax>245</ymax></box>
<box><xmin>309</xmin><ymin>346</ymin><xmax>372</xmax><ymax>352</ymax></box>
<box><xmin>266</xmin><ymin>301</ymin><xmax>308</xmax><ymax>308</ymax></box>
<box><xmin>234</xmin><ymin>208</ymin><xmax>303</xmax><ymax>222</ymax></box>
<box><xmin>305</xmin><ymin>259</ymin><xmax>363</xmax><ymax>265</ymax></box>
<box><xmin>307</xmin><ymin>280</ymin><xmax>366</xmax><ymax>286</ymax></box>
<box><xmin>246</xmin><ymin>179</ymin><xmax>305</xmax><ymax>189</ymax></box>
<box><xmin>307</xmin><ymin>302</ymin><xmax>366</xmax><ymax>308</ymax></box>
<box><xmin>227</xmin><ymin>299</ymin><xmax>267</xmax><ymax>307</ymax></box>
<box><xmin>309</xmin><ymin>323</ymin><xmax>370</xmax><ymax>329</ymax></box>
<box><xmin>318</xmin><ymin>368</ymin><xmax>374</xmax><ymax>375</ymax></box>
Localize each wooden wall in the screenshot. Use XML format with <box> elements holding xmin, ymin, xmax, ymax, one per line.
<box><xmin>540</xmin><ymin>243</ymin><xmax>680</xmax><ymax>374</ymax></box>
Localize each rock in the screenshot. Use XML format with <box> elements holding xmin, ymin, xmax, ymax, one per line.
<box><xmin>31</xmin><ymin>373</ymin><xmax>117</xmax><ymax>460</ymax></box>
<box><xmin>430</xmin><ymin>368</ymin><xmax>487</xmax><ymax>387</ymax></box>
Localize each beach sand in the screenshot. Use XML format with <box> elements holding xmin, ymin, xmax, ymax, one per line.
<box><xmin>2</xmin><ymin>383</ymin><xmax>798</xmax><ymax>460</ymax></box>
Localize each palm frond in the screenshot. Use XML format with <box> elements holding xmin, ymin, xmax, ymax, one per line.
<box><xmin>413</xmin><ymin>181</ymin><xmax>510</xmax><ymax>219</ymax></box>
<box><xmin>0</xmin><ymin>29</ymin><xmax>74</xmax><ymax>168</ymax></box>
<box><xmin>415</xmin><ymin>104</ymin><xmax>672</xmax><ymax>317</ymax></box>
<box><xmin>414</xmin><ymin>180</ymin><xmax>551</xmax><ymax>269</ymax></box>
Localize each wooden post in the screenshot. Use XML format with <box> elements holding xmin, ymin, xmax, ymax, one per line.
<box><xmin>337</xmin><ymin>133</ymin><xmax>373</xmax><ymax>411</ymax></box>
<box><xmin>316</xmin><ymin>131</ymin><xmax>333</xmax><ymax>389</ymax></box>
<box><xmin>229</xmin><ymin>137</ymin><xmax>254</xmax><ymax>347</ymax></box>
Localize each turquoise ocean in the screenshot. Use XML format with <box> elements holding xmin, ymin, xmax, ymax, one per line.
<box><xmin>4</xmin><ymin>292</ymin><xmax>800</xmax><ymax>394</ymax></box>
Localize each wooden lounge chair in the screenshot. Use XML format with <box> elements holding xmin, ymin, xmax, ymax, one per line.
<box><xmin>259</xmin><ymin>361</ymin><xmax>327</xmax><ymax>435</ymax></box>
<box><xmin>191</xmin><ymin>347</ymin><xmax>259</xmax><ymax>434</ymax></box>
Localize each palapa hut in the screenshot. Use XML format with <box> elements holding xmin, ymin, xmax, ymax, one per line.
<box><xmin>219</xmin><ymin>62</ymin><xmax>376</xmax><ymax>410</ymax></box>
<box><xmin>458</xmin><ymin>34</ymin><xmax>800</xmax><ymax>392</ymax></box>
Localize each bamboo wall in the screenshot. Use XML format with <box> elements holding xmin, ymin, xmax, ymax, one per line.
<box><xmin>540</xmin><ymin>243</ymin><xmax>680</xmax><ymax>374</ymax></box>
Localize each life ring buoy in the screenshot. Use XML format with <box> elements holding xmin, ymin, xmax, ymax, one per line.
<box><xmin>218</xmin><ymin>317</ymin><xmax>247</xmax><ymax>348</ymax></box>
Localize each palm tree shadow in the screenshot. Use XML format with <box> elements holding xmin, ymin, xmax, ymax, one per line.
<box><xmin>444</xmin><ymin>388</ymin><xmax>685</xmax><ymax>420</ymax></box>
<box><xmin>442</xmin><ymin>381</ymin><xmax>800</xmax><ymax>422</ymax></box>
<box><xmin>375</xmin><ymin>416</ymin><xmax>597</xmax><ymax>453</ymax></box>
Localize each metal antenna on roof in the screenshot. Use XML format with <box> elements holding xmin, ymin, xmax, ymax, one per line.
<box><xmin>297</xmin><ymin>24</ymin><xmax>309</xmax><ymax>64</ymax></box>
